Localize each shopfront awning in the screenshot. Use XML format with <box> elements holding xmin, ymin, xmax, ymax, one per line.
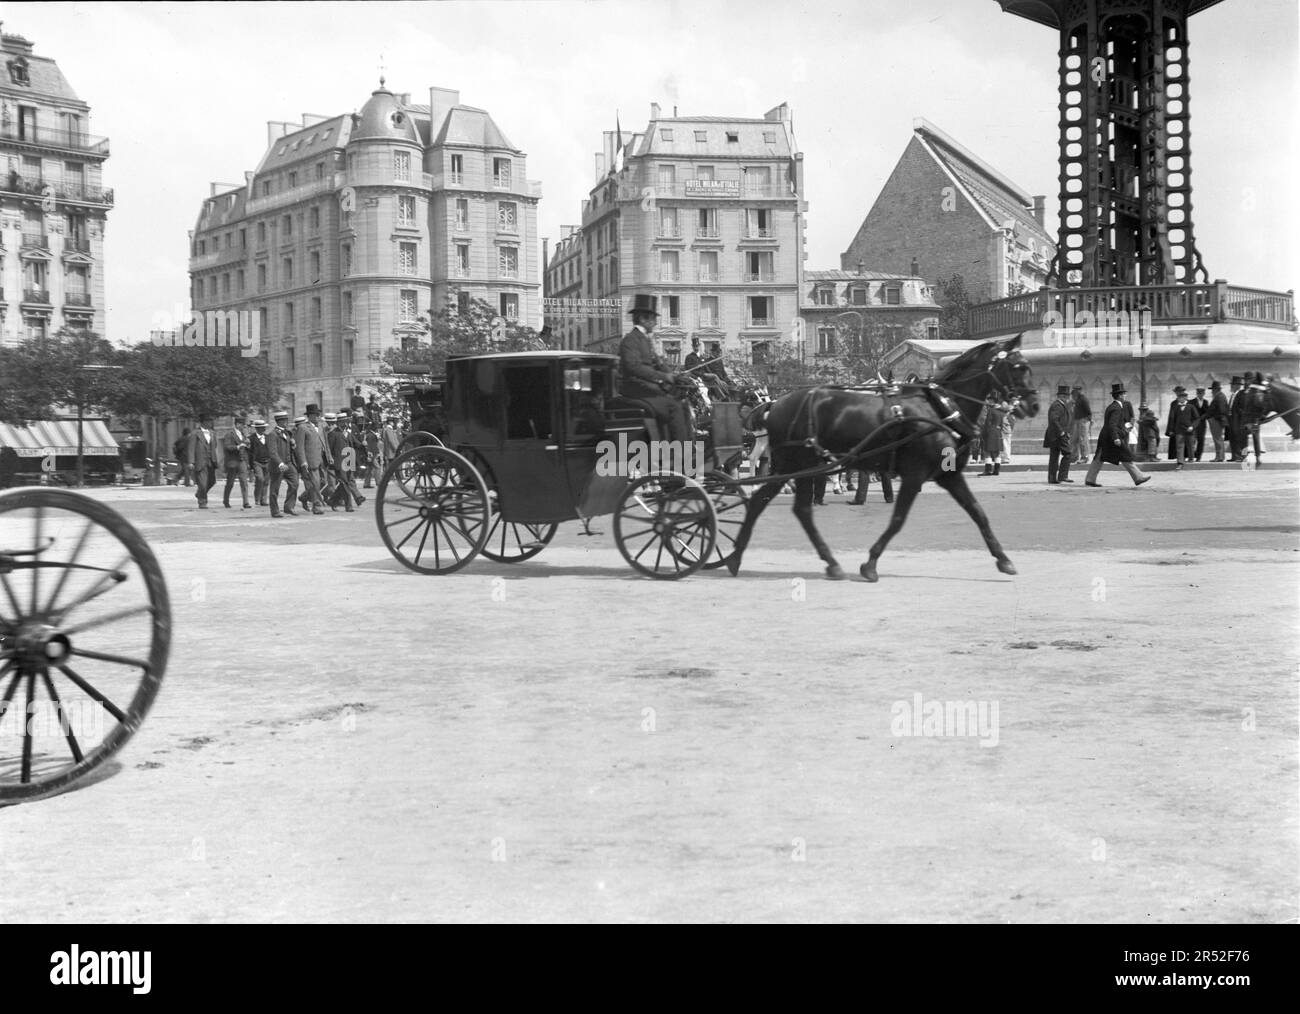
<box><xmin>0</xmin><ymin>420</ymin><xmax>121</xmax><ymax>457</ymax></box>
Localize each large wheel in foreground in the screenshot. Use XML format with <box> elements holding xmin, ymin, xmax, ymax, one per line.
<box><xmin>397</xmin><ymin>431</ymin><xmax>444</xmax><ymax>455</ymax></box>
<box><xmin>0</xmin><ymin>489</ymin><xmax>170</xmax><ymax>804</ymax></box>
<box><xmin>376</xmin><ymin>446</ymin><xmax>489</xmax><ymax>574</ymax></box>
<box><xmin>614</xmin><ymin>473</ymin><xmax>717</xmax><ymax>580</ymax></box>
<box><xmin>700</xmin><ymin>469</ymin><xmax>748</xmax><ymax>571</ymax></box>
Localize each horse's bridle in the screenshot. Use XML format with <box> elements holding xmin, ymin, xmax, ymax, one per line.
<box><xmin>940</xmin><ymin>350</ymin><xmax>1034</xmax><ymax>417</ymax></box>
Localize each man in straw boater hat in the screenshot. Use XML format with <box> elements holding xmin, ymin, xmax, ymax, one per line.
<box><xmin>1084</xmin><ymin>383</ymin><xmax>1151</xmax><ymax>488</ymax></box>
<box><xmin>266</xmin><ymin>410</ymin><xmax>300</xmax><ymax>517</ymax></box>
<box><xmin>618</xmin><ymin>294</ymin><xmax>692</xmax><ymax>457</ymax></box>
<box><xmin>249</xmin><ymin>418</ymin><xmax>271</xmax><ymax>507</ymax></box>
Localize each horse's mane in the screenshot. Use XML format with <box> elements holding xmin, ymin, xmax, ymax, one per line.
<box><xmin>934</xmin><ymin>340</ymin><xmax>1003</xmax><ymax>383</ymax></box>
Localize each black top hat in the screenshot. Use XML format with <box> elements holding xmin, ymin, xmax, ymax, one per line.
<box><xmin>1110</xmin><ymin>383</ymin><xmax>1126</xmax><ymax>397</ymax></box>
<box><xmin>1209</xmin><ymin>381</ymin><xmax>1221</xmax><ymax>390</ymax></box>
<box><xmin>1173</xmin><ymin>386</ymin><xmax>1187</xmax><ymax>395</ymax></box>
<box><xmin>1230</xmin><ymin>376</ymin><xmax>1244</xmax><ymax>385</ymax></box>
<box><xmin>233</xmin><ymin>415</ymin><xmax>247</xmax><ymax>423</ymax></box>
<box><xmin>627</xmin><ymin>294</ymin><xmax>659</xmax><ymax>317</ymax></box>
<box><xmin>1056</xmin><ymin>384</ymin><xmax>1070</xmax><ymax>395</ymax></box>
<box><xmin>305</xmin><ymin>403</ymin><xmax>321</xmax><ymax>415</ymax></box>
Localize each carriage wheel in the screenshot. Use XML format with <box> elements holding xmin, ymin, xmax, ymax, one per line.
<box><xmin>397</xmin><ymin>431</ymin><xmax>444</xmax><ymax>455</ymax></box>
<box><xmin>0</xmin><ymin>489</ymin><xmax>170</xmax><ymax>803</ymax></box>
<box><xmin>376</xmin><ymin>446</ymin><xmax>489</xmax><ymax>574</ymax></box>
<box><xmin>614</xmin><ymin>473</ymin><xmax>717</xmax><ymax>580</ymax></box>
<box><xmin>700</xmin><ymin>469</ymin><xmax>749</xmax><ymax>571</ymax></box>
<box><xmin>480</xmin><ymin>511</ymin><xmax>558</xmax><ymax>563</ymax></box>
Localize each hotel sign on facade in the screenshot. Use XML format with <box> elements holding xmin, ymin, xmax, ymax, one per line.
<box><xmin>543</xmin><ymin>297</ymin><xmax>623</xmax><ymax>318</ymax></box>
<box><xmin>683</xmin><ymin>179</ymin><xmax>740</xmax><ymax>197</ymax></box>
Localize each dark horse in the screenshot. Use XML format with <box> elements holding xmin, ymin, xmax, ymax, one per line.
<box><xmin>1239</xmin><ymin>375</ymin><xmax>1300</xmax><ymax>442</ymax></box>
<box><xmin>726</xmin><ymin>334</ymin><xmax>1039</xmax><ymax>581</ymax></box>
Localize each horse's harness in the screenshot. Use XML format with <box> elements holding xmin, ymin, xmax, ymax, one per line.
<box><xmin>778</xmin><ymin>353</ymin><xmax>1027</xmax><ymax>470</ymax></box>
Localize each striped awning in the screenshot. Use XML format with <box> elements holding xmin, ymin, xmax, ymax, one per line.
<box><xmin>0</xmin><ymin>420</ymin><xmax>121</xmax><ymax>457</ymax></box>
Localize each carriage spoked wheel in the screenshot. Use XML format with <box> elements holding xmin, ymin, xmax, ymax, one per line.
<box><xmin>479</xmin><ymin>504</ymin><xmax>558</xmax><ymax>564</ymax></box>
<box><xmin>0</xmin><ymin>489</ymin><xmax>170</xmax><ymax>804</ymax></box>
<box><xmin>376</xmin><ymin>446</ymin><xmax>489</xmax><ymax>574</ymax></box>
<box><xmin>700</xmin><ymin>469</ymin><xmax>749</xmax><ymax>571</ymax></box>
<box><xmin>614</xmin><ymin>473</ymin><xmax>717</xmax><ymax>580</ymax></box>
<box><xmin>397</xmin><ymin>430</ymin><xmax>444</xmax><ymax>455</ymax></box>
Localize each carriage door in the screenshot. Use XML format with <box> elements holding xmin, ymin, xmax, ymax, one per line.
<box><xmin>497</xmin><ymin>365</ymin><xmax>570</xmax><ymax>522</ymax></box>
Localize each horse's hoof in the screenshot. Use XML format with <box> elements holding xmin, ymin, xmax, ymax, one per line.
<box><xmin>860</xmin><ymin>563</ymin><xmax>879</xmax><ymax>583</ymax></box>
<box><xmin>997</xmin><ymin>559</ymin><xmax>1017</xmax><ymax>576</ymax></box>
<box><xmin>826</xmin><ymin>565</ymin><xmax>845</xmax><ymax>580</ymax></box>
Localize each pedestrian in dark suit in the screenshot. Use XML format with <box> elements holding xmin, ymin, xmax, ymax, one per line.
<box><xmin>295</xmin><ymin>404</ymin><xmax>329</xmax><ymax>514</ymax></box>
<box><xmin>1205</xmin><ymin>380</ymin><xmax>1228</xmax><ymax>460</ymax></box>
<box><xmin>1226</xmin><ymin>376</ymin><xmax>1247</xmax><ymax>461</ymax></box>
<box><xmin>326</xmin><ymin>417</ymin><xmax>363</xmax><ymax>511</ymax></box>
<box><xmin>1244</xmin><ymin>371</ymin><xmax>1267</xmax><ymax>465</ymax></box>
<box><xmin>618</xmin><ymin>294</ymin><xmax>691</xmax><ymax>447</ymax></box>
<box><xmin>221</xmin><ymin>416</ymin><xmax>252</xmax><ymax>508</ymax></box>
<box><xmin>1085</xmin><ymin>384</ymin><xmax>1151</xmax><ymax>487</ymax></box>
<box><xmin>266</xmin><ymin>410</ymin><xmax>299</xmax><ymax>517</ymax></box>
<box><xmin>187</xmin><ymin>416</ymin><xmax>220</xmax><ymax>508</ymax></box>
<box><xmin>1191</xmin><ymin>387</ymin><xmax>1209</xmax><ymax>460</ymax></box>
<box><xmin>1070</xmin><ymin>384</ymin><xmax>1092</xmax><ymax>463</ymax></box>
<box><xmin>1043</xmin><ymin>384</ymin><xmax>1074</xmax><ymax>484</ymax></box>
<box><xmin>249</xmin><ymin>419</ymin><xmax>270</xmax><ymax>505</ymax></box>
<box><xmin>1165</xmin><ymin>386</ymin><xmax>1200</xmax><ymax>468</ymax></box>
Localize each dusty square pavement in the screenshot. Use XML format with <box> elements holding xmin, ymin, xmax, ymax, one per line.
<box><xmin>1</xmin><ymin>466</ymin><xmax>1296</xmax><ymax>923</ymax></box>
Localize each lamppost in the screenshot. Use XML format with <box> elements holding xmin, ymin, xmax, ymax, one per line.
<box><xmin>766</xmin><ymin>363</ymin><xmax>778</xmax><ymax>395</ymax></box>
<box><xmin>1137</xmin><ymin>301</ymin><xmax>1150</xmax><ymax>410</ymax></box>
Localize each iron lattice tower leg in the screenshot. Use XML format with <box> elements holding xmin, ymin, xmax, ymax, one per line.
<box><xmin>1045</xmin><ymin>1</ymin><xmax>1209</xmax><ymax>289</ymax></box>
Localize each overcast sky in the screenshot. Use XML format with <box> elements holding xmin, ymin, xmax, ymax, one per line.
<box><xmin>11</xmin><ymin>0</ymin><xmax>1297</xmax><ymax>341</ymax></box>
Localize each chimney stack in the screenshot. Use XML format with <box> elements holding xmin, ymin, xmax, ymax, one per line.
<box><xmin>857</xmin><ymin>259</ymin><xmax>865</xmax><ymax>275</ymax></box>
<box><xmin>1032</xmin><ymin>195</ymin><xmax>1046</xmax><ymax>226</ymax></box>
<box><xmin>910</xmin><ymin>257</ymin><xmax>920</xmax><ymax>276</ymax></box>
<box><xmin>650</xmin><ymin>102</ymin><xmax>661</xmax><ymax>120</ymax></box>
<box><xmin>673</xmin><ymin>105</ymin><xmax>677</xmax><ymax>117</ymax></box>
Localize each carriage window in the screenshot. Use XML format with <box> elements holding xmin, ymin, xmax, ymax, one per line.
<box><xmin>503</xmin><ymin>366</ymin><xmax>552</xmax><ymax>440</ymax></box>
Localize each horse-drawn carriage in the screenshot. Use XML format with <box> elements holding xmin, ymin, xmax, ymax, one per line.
<box><xmin>376</xmin><ymin>351</ymin><xmax>751</xmax><ymax>578</ymax></box>
<box><xmin>0</xmin><ymin>489</ymin><xmax>170</xmax><ymax>803</ymax></box>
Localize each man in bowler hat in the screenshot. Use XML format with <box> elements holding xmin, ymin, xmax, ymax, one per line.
<box><xmin>1043</xmin><ymin>384</ymin><xmax>1074</xmax><ymax>484</ymax></box>
<box><xmin>187</xmin><ymin>414</ymin><xmax>220</xmax><ymax>508</ymax></box>
<box><xmin>1165</xmin><ymin>386</ymin><xmax>1200</xmax><ymax>468</ymax></box>
<box><xmin>1085</xmin><ymin>384</ymin><xmax>1151</xmax><ymax>487</ymax></box>
<box><xmin>295</xmin><ymin>404</ymin><xmax>329</xmax><ymax>514</ymax></box>
<box><xmin>618</xmin><ymin>294</ymin><xmax>692</xmax><ymax>448</ymax></box>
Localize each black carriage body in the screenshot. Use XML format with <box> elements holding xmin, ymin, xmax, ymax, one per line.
<box><xmin>441</xmin><ymin>351</ymin><xmax>638</xmax><ymax>525</ymax></box>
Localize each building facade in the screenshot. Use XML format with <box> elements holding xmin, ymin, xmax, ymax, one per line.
<box><xmin>841</xmin><ymin>118</ymin><xmax>1051</xmax><ymax>304</ymax></box>
<box><xmin>544</xmin><ymin>102</ymin><xmax>806</xmax><ymax>368</ymax></box>
<box><xmin>188</xmin><ymin>83</ymin><xmax>541</xmax><ymax>414</ymax></box>
<box><xmin>0</xmin><ymin>30</ymin><xmax>111</xmax><ymax>345</ymax></box>
<box><xmin>800</xmin><ymin>267</ymin><xmax>941</xmax><ymax>378</ymax></box>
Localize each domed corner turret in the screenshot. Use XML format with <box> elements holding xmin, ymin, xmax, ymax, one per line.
<box><xmin>350</xmin><ymin>83</ymin><xmax>421</xmax><ymax>145</ymax></box>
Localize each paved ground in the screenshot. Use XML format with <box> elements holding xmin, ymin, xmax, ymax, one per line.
<box><xmin>1</xmin><ymin>465</ymin><xmax>1296</xmax><ymax>923</ymax></box>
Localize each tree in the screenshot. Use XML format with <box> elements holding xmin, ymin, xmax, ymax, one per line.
<box><xmin>936</xmin><ymin>273</ymin><xmax>975</xmax><ymax>341</ymax></box>
<box><xmin>721</xmin><ymin>338</ymin><xmax>810</xmax><ymax>395</ymax></box>
<box><xmin>367</xmin><ymin>296</ymin><xmax>543</xmax><ymax>427</ymax></box>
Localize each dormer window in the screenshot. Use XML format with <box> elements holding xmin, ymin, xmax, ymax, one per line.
<box><xmin>8</xmin><ymin>57</ymin><xmax>30</xmax><ymax>86</ymax></box>
<box><xmin>816</xmin><ymin>287</ymin><xmax>834</xmax><ymax>306</ymax></box>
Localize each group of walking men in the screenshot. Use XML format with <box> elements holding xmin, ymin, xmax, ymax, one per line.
<box><xmin>180</xmin><ymin>405</ymin><xmax>404</xmax><ymax>516</ymax></box>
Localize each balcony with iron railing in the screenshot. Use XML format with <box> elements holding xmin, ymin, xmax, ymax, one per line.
<box><xmin>967</xmin><ymin>280</ymin><xmax>1298</xmax><ymax>340</ymax></box>
<box><xmin>698</xmin><ymin>271</ymin><xmax>718</xmax><ymax>283</ymax></box>
<box><xmin>0</xmin><ymin>124</ymin><xmax>110</xmax><ymax>157</ymax></box>
<box><xmin>619</xmin><ymin>181</ymin><xmax>790</xmax><ymax>201</ymax></box>
<box><xmin>743</xmin><ymin>228</ymin><xmax>777</xmax><ymax>240</ymax></box>
<box><xmin>745</xmin><ymin>272</ymin><xmax>776</xmax><ymax>283</ymax></box>
<box><xmin>657</xmin><ymin>224</ymin><xmax>681</xmax><ymax>239</ymax></box>
<box><xmin>22</xmin><ymin>288</ymin><xmax>52</xmax><ymax>305</ymax></box>
<box><xmin>747</xmin><ymin>318</ymin><xmax>775</xmax><ymax>328</ymax></box>
<box><xmin>62</xmin><ymin>238</ymin><xmax>92</xmax><ymax>256</ymax></box>
<box><xmin>658</xmin><ymin>270</ymin><xmax>681</xmax><ymax>282</ymax></box>
<box><xmin>1</xmin><ymin>175</ymin><xmax>114</xmax><ymax>206</ymax></box>
<box><xmin>245</xmin><ymin>173</ymin><xmax>338</xmax><ymax>214</ymax></box>
<box><xmin>695</xmin><ymin>227</ymin><xmax>721</xmax><ymax>240</ymax></box>
<box><xmin>64</xmin><ymin>293</ymin><xmax>93</xmax><ymax>307</ymax></box>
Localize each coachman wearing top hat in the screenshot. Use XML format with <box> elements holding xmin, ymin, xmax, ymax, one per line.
<box><xmin>618</xmin><ymin>294</ymin><xmax>692</xmax><ymax>445</ymax></box>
